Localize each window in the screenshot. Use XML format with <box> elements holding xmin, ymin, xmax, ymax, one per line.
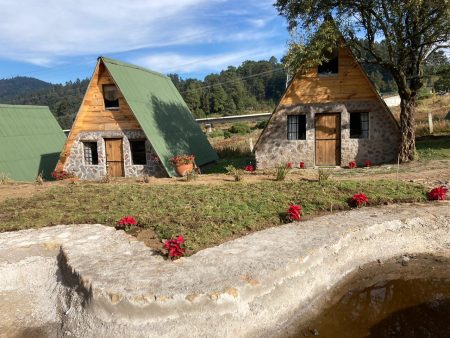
<box><xmin>287</xmin><ymin>115</ymin><xmax>306</xmax><ymax>140</ymax></box>
<box><xmin>83</xmin><ymin>142</ymin><xmax>98</xmax><ymax>165</ymax></box>
<box><xmin>103</xmin><ymin>84</ymin><xmax>119</xmax><ymax>109</ymax></box>
<box><xmin>350</xmin><ymin>112</ymin><xmax>369</xmax><ymax>139</ymax></box>
<box><xmin>130</xmin><ymin>140</ymin><xmax>146</xmax><ymax>165</ymax></box>
<box><xmin>318</xmin><ymin>49</ymin><xmax>339</xmax><ymax>75</ymax></box>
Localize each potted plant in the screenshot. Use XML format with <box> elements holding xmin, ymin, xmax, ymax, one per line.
<box><xmin>170</xmin><ymin>154</ymin><xmax>195</xmax><ymax>176</ymax></box>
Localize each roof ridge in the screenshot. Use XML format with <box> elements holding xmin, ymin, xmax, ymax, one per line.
<box><xmin>99</xmin><ymin>56</ymin><xmax>169</xmax><ymax>79</ymax></box>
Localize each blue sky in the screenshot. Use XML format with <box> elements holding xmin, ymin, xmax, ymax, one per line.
<box><xmin>0</xmin><ymin>0</ymin><xmax>290</xmax><ymax>84</ymax></box>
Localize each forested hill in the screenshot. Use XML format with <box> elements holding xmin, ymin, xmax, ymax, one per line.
<box><xmin>1</xmin><ymin>51</ymin><xmax>447</xmax><ymax>129</ymax></box>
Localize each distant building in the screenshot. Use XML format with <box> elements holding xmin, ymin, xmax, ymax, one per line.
<box><xmin>55</xmin><ymin>57</ymin><xmax>217</xmax><ymax>179</ymax></box>
<box><xmin>254</xmin><ymin>44</ymin><xmax>400</xmax><ymax>168</ymax></box>
<box><xmin>0</xmin><ymin>104</ymin><xmax>66</xmax><ymax>181</ymax></box>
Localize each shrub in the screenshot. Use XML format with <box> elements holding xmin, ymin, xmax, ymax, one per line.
<box><xmin>299</xmin><ymin>162</ymin><xmax>305</xmax><ymax>169</ymax></box>
<box><xmin>116</xmin><ymin>215</ymin><xmax>138</xmax><ymax>231</ymax></box>
<box><xmin>318</xmin><ymin>169</ymin><xmax>331</xmax><ymax>183</ymax></box>
<box><xmin>255</xmin><ymin>120</ymin><xmax>268</xmax><ymax>129</ymax></box>
<box><xmin>225</xmin><ymin>165</ymin><xmax>244</xmax><ymax>182</ymax></box>
<box><xmin>287</xmin><ymin>162</ymin><xmax>293</xmax><ymax>169</ymax></box>
<box><xmin>229</xmin><ymin>122</ymin><xmax>251</xmax><ymax>135</ymax></box>
<box><xmin>0</xmin><ymin>172</ymin><xmax>12</xmax><ymax>185</ymax></box>
<box><xmin>287</xmin><ymin>204</ymin><xmax>302</xmax><ymax>221</ymax></box>
<box><xmin>163</xmin><ymin>235</ymin><xmax>186</xmax><ymax>260</ymax></box>
<box><xmin>428</xmin><ymin>186</ymin><xmax>448</xmax><ymax>201</ymax></box>
<box><xmin>245</xmin><ymin>164</ymin><xmax>255</xmax><ymax>172</ymax></box>
<box><xmin>348</xmin><ymin>161</ymin><xmax>357</xmax><ymax>169</ymax></box>
<box><xmin>209</xmin><ymin>130</ymin><xmax>224</xmax><ymax>138</ymax></box>
<box><xmin>184</xmin><ymin>170</ymin><xmax>198</xmax><ymax>182</ymax></box>
<box><xmin>349</xmin><ymin>193</ymin><xmax>369</xmax><ymax>208</ymax></box>
<box><xmin>223</xmin><ymin>131</ymin><xmax>232</xmax><ymax>139</ymax></box>
<box><xmin>364</xmin><ymin>160</ymin><xmax>372</xmax><ymax>168</ymax></box>
<box><xmin>275</xmin><ymin>164</ymin><xmax>290</xmax><ymax>181</ymax></box>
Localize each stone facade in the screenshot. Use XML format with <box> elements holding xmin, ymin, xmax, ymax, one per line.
<box><xmin>64</xmin><ymin>130</ymin><xmax>167</xmax><ymax>180</ymax></box>
<box><xmin>255</xmin><ymin>100</ymin><xmax>400</xmax><ymax>168</ymax></box>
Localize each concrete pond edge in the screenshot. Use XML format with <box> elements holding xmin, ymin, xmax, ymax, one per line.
<box><xmin>0</xmin><ymin>201</ymin><xmax>449</xmax><ymax>337</ymax></box>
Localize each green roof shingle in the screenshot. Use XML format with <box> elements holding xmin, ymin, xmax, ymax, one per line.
<box><xmin>101</xmin><ymin>57</ymin><xmax>218</xmax><ymax>177</ymax></box>
<box><xmin>0</xmin><ymin>104</ymin><xmax>66</xmax><ymax>181</ymax></box>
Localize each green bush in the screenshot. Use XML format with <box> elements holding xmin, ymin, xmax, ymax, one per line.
<box><xmin>255</xmin><ymin>120</ymin><xmax>268</xmax><ymax>129</ymax></box>
<box><xmin>224</xmin><ymin>131</ymin><xmax>232</xmax><ymax>139</ymax></box>
<box><xmin>229</xmin><ymin>122</ymin><xmax>251</xmax><ymax>135</ymax></box>
<box><xmin>209</xmin><ymin>130</ymin><xmax>224</xmax><ymax>138</ymax></box>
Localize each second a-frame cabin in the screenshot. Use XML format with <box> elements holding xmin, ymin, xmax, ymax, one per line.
<box><xmin>254</xmin><ymin>42</ymin><xmax>400</xmax><ymax>168</ymax></box>
<box><xmin>55</xmin><ymin>57</ymin><xmax>217</xmax><ymax>179</ymax></box>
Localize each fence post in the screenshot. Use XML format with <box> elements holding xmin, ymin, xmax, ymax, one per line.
<box><xmin>428</xmin><ymin>112</ymin><xmax>433</xmax><ymax>134</ymax></box>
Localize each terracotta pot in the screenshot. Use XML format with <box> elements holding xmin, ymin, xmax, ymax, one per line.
<box><xmin>175</xmin><ymin>163</ymin><xmax>194</xmax><ymax>176</ymax></box>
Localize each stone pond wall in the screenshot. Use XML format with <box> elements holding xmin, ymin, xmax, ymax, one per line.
<box><xmin>255</xmin><ymin>100</ymin><xmax>400</xmax><ymax>168</ymax></box>
<box><xmin>64</xmin><ymin>130</ymin><xmax>167</xmax><ymax>180</ymax></box>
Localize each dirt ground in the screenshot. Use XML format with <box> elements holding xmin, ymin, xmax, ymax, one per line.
<box><xmin>0</xmin><ymin>159</ymin><xmax>448</xmax><ymax>204</ymax></box>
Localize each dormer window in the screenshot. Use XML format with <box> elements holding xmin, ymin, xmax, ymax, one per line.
<box><xmin>318</xmin><ymin>49</ymin><xmax>338</xmax><ymax>75</ymax></box>
<box><xmin>103</xmin><ymin>84</ymin><xmax>119</xmax><ymax>109</ymax></box>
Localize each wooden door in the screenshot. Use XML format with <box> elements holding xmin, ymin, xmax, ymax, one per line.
<box><xmin>105</xmin><ymin>138</ymin><xmax>124</xmax><ymax>177</ymax></box>
<box><xmin>315</xmin><ymin>113</ymin><xmax>341</xmax><ymax>166</ymax></box>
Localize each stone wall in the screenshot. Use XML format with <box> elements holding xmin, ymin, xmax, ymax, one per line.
<box><xmin>64</xmin><ymin>130</ymin><xmax>167</xmax><ymax>180</ymax></box>
<box><xmin>255</xmin><ymin>100</ymin><xmax>400</xmax><ymax>168</ymax></box>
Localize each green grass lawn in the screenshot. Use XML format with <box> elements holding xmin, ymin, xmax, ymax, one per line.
<box><xmin>416</xmin><ymin>135</ymin><xmax>450</xmax><ymax>160</ymax></box>
<box><xmin>0</xmin><ymin>180</ymin><xmax>427</xmax><ymax>252</ymax></box>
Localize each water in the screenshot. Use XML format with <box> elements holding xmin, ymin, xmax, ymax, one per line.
<box><xmin>291</xmin><ymin>255</ymin><xmax>450</xmax><ymax>338</ymax></box>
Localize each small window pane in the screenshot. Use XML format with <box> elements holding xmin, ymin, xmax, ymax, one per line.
<box><xmin>318</xmin><ymin>49</ymin><xmax>339</xmax><ymax>74</ymax></box>
<box><xmin>83</xmin><ymin>142</ymin><xmax>98</xmax><ymax>165</ymax></box>
<box><xmin>350</xmin><ymin>112</ymin><xmax>369</xmax><ymax>139</ymax></box>
<box><xmin>287</xmin><ymin>115</ymin><xmax>306</xmax><ymax>140</ymax></box>
<box><xmin>130</xmin><ymin>140</ymin><xmax>146</xmax><ymax>165</ymax></box>
<box><xmin>103</xmin><ymin>84</ymin><xmax>119</xmax><ymax>109</ymax></box>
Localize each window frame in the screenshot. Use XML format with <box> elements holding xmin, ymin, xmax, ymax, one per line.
<box><xmin>318</xmin><ymin>49</ymin><xmax>339</xmax><ymax>76</ymax></box>
<box><xmin>287</xmin><ymin>114</ymin><xmax>307</xmax><ymax>140</ymax></box>
<box><xmin>82</xmin><ymin>141</ymin><xmax>99</xmax><ymax>165</ymax></box>
<box><xmin>129</xmin><ymin>139</ymin><xmax>147</xmax><ymax>165</ymax></box>
<box><xmin>349</xmin><ymin>112</ymin><xmax>370</xmax><ymax>139</ymax></box>
<box><xmin>102</xmin><ymin>84</ymin><xmax>120</xmax><ymax>110</ymax></box>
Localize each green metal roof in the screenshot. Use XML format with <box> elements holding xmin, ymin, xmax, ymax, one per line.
<box><xmin>101</xmin><ymin>57</ymin><xmax>218</xmax><ymax>177</ymax></box>
<box><xmin>0</xmin><ymin>104</ymin><xmax>66</xmax><ymax>181</ymax></box>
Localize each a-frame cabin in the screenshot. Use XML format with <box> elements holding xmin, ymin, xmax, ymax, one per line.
<box><xmin>55</xmin><ymin>57</ymin><xmax>217</xmax><ymax>179</ymax></box>
<box><xmin>254</xmin><ymin>44</ymin><xmax>400</xmax><ymax>168</ymax></box>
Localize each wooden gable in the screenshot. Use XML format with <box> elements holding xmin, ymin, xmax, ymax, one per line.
<box><xmin>55</xmin><ymin>60</ymin><xmax>142</xmax><ymax>171</ymax></box>
<box><xmin>281</xmin><ymin>46</ymin><xmax>379</xmax><ymax>105</ymax></box>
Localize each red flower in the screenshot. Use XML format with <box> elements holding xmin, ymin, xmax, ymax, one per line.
<box><xmin>348</xmin><ymin>161</ymin><xmax>357</xmax><ymax>169</ymax></box>
<box><xmin>428</xmin><ymin>186</ymin><xmax>448</xmax><ymax>201</ymax></box>
<box><xmin>350</xmin><ymin>193</ymin><xmax>369</xmax><ymax>207</ymax></box>
<box><xmin>117</xmin><ymin>215</ymin><xmax>137</xmax><ymax>229</ymax></box>
<box><xmin>287</xmin><ymin>204</ymin><xmax>302</xmax><ymax>221</ymax></box>
<box><xmin>287</xmin><ymin>162</ymin><xmax>293</xmax><ymax>169</ymax></box>
<box><xmin>364</xmin><ymin>160</ymin><xmax>371</xmax><ymax>168</ymax></box>
<box><xmin>245</xmin><ymin>164</ymin><xmax>255</xmax><ymax>172</ymax></box>
<box><xmin>299</xmin><ymin>162</ymin><xmax>305</xmax><ymax>169</ymax></box>
<box><xmin>163</xmin><ymin>235</ymin><xmax>186</xmax><ymax>259</ymax></box>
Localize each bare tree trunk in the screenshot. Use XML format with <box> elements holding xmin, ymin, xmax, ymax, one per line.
<box><xmin>399</xmin><ymin>96</ymin><xmax>416</xmax><ymax>162</ymax></box>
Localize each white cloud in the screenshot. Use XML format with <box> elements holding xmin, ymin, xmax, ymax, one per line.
<box><xmin>134</xmin><ymin>47</ymin><xmax>285</xmax><ymax>74</ymax></box>
<box><xmin>0</xmin><ymin>0</ymin><xmax>216</xmax><ymax>64</ymax></box>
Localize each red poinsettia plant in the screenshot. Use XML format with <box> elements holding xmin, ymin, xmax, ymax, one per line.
<box><xmin>170</xmin><ymin>155</ymin><xmax>195</xmax><ymax>166</ymax></box>
<box><xmin>51</xmin><ymin>170</ymin><xmax>75</xmax><ymax>180</ymax></box>
<box><xmin>364</xmin><ymin>160</ymin><xmax>372</xmax><ymax>168</ymax></box>
<box><xmin>287</xmin><ymin>162</ymin><xmax>293</xmax><ymax>169</ymax></box>
<box><xmin>116</xmin><ymin>215</ymin><xmax>137</xmax><ymax>231</ymax></box>
<box><xmin>299</xmin><ymin>162</ymin><xmax>305</xmax><ymax>169</ymax></box>
<box><xmin>348</xmin><ymin>161</ymin><xmax>357</xmax><ymax>169</ymax></box>
<box><xmin>287</xmin><ymin>204</ymin><xmax>302</xmax><ymax>221</ymax></box>
<box><xmin>163</xmin><ymin>235</ymin><xmax>186</xmax><ymax>260</ymax></box>
<box><xmin>349</xmin><ymin>193</ymin><xmax>369</xmax><ymax>208</ymax></box>
<box><xmin>428</xmin><ymin>186</ymin><xmax>448</xmax><ymax>201</ymax></box>
<box><xmin>245</xmin><ymin>164</ymin><xmax>255</xmax><ymax>172</ymax></box>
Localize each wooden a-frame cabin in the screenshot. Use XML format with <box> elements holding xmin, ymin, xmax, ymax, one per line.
<box><xmin>254</xmin><ymin>43</ymin><xmax>400</xmax><ymax>168</ymax></box>
<box><xmin>55</xmin><ymin>57</ymin><xmax>217</xmax><ymax>179</ymax></box>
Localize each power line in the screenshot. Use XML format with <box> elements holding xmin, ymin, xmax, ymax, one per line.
<box><xmin>179</xmin><ymin>67</ymin><xmax>285</xmax><ymax>94</ymax></box>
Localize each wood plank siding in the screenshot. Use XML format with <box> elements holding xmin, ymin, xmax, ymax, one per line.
<box><xmin>280</xmin><ymin>47</ymin><xmax>378</xmax><ymax>105</ymax></box>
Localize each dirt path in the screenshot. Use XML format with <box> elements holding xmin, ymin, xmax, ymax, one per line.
<box><xmin>0</xmin><ymin>160</ymin><xmax>448</xmax><ymax>203</ymax></box>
